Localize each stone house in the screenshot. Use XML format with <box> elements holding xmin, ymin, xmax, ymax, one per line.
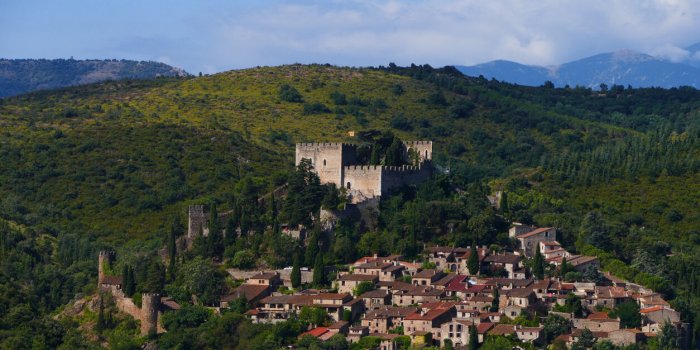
<box><xmin>595</xmin><ymin>286</ymin><xmax>630</xmax><ymax>308</ymax></box>
<box><xmin>246</xmin><ymin>271</ymin><xmax>282</xmax><ymax>288</ymax></box>
<box><xmin>440</xmin><ymin>320</ymin><xmax>473</xmax><ymax>347</ymax></box>
<box><xmin>640</xmin><ymin>306</ymin><xmax>680</xmax><ymax>325</ymax></box>
<box><xmin>402</xmin><ymin>305</ymin><xmax>456</xmax><ymax>339</ymax></box>
<box><xmin>412</xmin><ymin>269</ymin><xmax>446</xmax><ymax>287</ymax></box>
<box><xmin>507</xmin><ymin>288</ymin><xmax>536</xmax><ymax>308</ymax></box>
<box><xmin>515</xmin><ymin>227</ymin><xmax>556</xmax><ymax>257</ymax></box>
<box><xmin>361</xmin><ymin>306</ymin><xmax>419</xmax><ymax>333</ymax></box>
<box><xmin>483</xmin><ymin>254</ymin><xmax>522</xmax><ymax>278</ymax></box>
<box><xmin>336</xmin><ymin>274</ymin><xmax>378</xmax><ymax>294</ymax></box>
<box><xmin>573</xmin><ymin>312</ymin><xmax>621</xmax><ymax>332</ymax></box>
<box><xmin>516</xmin><ymin>326</ymin><xmax>544</xmax><ymax>343</ymax></box>
<box><xmin>359</xmin><ymin>289</ymin><xmax>392</xmax><ymax>310</ymax></box>
<box><xmin>354</xmin><ymin>261</ymin><xmax>405</xmax><ymax>282</ymax></box>
<box><xmin>392</xmin><ymin>286</ymin><xmax>445</xmax><ymax>306</ymax></box>
<box><xmin>607</xmin><ymin>329</ymin><xmax>645</xmax><ymax>346</ymax></box>
<box><xmin>221</xmin><ymin>284</ymin><xmax>270</xmax><ymax>308</ymax></box>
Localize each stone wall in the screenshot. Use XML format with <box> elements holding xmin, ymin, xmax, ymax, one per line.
<box><xmin>295</xmin><ymin>143</ymin><xmax>356</xmax><ymax>185</ymax></box>
<box><xmin>381</xmin><ymin>164</ymin><xmax>431</xmax><ymax>196</ymax></box>
<box><xmin>403</xmin><ymin>141</ymin><xmax>432</xmax><ymax>163</ymax></box>
<box><xmin>187</xmin><ymin>205</ymin><xmax>237</xmax><ymax>239</ymax></box>
<box><xmin>343</xmin><ymin>165</ymin><xmax>383</xmax><ymax>203</ymax></box>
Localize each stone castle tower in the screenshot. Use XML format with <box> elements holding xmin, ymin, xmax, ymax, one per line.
<box><xmin>295</xmin><ymin>141</ymin><xmax>433</xmax><ymax>203</ymax></box>
<box><xmin>141</xmin><ymin>293</ymin><xmax>161</xmax><ymax>335</ymax></box>
<box><xmin>188</xmin><ymin>205</ymin><xmax>208</xmax><ymax>239</ymax></box>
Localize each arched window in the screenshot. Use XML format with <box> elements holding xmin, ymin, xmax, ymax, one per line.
<box><xmin>346</xmin><ymin>182</ymin><xmax>351</xmax><ymax>189</ymax></box>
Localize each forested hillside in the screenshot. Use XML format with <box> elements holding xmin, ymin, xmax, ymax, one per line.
<box><xmin>0</xmin><ymin>64</ymin><xmax>699</xmax><ymax>348</ymax></box>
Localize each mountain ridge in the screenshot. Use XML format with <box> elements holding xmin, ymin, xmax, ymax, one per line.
<box><xmin>457</xmin><ymin>44</ymin><xmax>700</xmax><ymax>88</ymax></box>
<box><xmin>0</xmin><ymin>58</ymin><xmax>189</xmax><ymax>97</ymax></box>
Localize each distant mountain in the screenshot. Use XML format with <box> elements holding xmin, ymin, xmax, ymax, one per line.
<box><xmin>0</xmin><ymin>58</ymin><xmax>189</xmax><ymax>97</ymax></box>
<box><xmin>457</xmin><ymin>45</ymin><xmax>700</xmax><ymax>89</ymax></box>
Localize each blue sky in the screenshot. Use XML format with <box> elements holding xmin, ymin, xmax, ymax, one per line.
<box><xmin>1</xmin><ymin>0</ymin><xmax>699</xmax><ymax>74</ymax></box>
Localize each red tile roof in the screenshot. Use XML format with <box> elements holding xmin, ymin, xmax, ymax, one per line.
<box><xmin>299</xmin><ymin>327</ymin><xmax>329</xmax><ymax>338</ymax></box>
<box><xmin>517</xmin><ymin>227</ymin><xmax>554</xmax><ymax>239</ymax></box>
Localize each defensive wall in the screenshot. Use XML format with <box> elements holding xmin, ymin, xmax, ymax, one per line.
<box><xmin>97</xmin><ymin>251</ymin><xmax>165</xmax><ymax>335</ymax></box>
<box><xmin>187</xmin><ymin>205</ymin><xmax>236</xmax><ymax>239</ymax></box>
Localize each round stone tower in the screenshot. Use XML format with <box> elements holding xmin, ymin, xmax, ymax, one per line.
<box><xmin>140</xmin><ymin>293</ymin><xmax>160</xmax><ymax>335</ymax></box>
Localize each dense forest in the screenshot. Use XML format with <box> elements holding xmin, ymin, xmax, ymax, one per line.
<box><xmin>0</xmin><ymin>64</ymin><xmax>699</xmax><ymax>349</ymax></box>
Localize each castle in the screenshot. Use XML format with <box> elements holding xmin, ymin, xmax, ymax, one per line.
<box><xmin>295</xmin><ymin>141</ymin><xmax>433</xmax><ymax>203</ymax></box>
<box><xmin>98</xmin><ymin>251</ymin><xmax>175</xmax><ymax>335</ymax></box>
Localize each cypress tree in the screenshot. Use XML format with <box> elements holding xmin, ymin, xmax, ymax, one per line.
<box><xmin>312</xmin><ymin>252</ymin><xmax>325</xmax><ymax>287</ymax></box>
<box><xmin>305</xmin><ymin>232</ymin><xmax>319</xmax><ymax>267</ymax></box>
<box><xmin>370</xmin><ymin>143</ymin><xmax>381</xmax><ymax>165</ymax></box>
<box><xmin>96</xmin><ymin>296</ymin><xmax>105</xmax><ymax>333</ymax></box>
<box><xmin>560</xmin><ymin>257</ymin><xmax>570</xmax><ymax>277</ymax></box>
<box><xmin>468</xmin><ymin>242</ymin><xmax>480</xmax><ymax>275</ymax></box>
<box><xmin>168</xmin><ymin>222</ymin><xmax>177</xmax><ymax>280</ymax></box>
<box><xmin>225</xmin><ymin>216</ymin><xmax>237</xmax><ymax>247</ymax></box>
<box><xmin>125</xmin><ymin>266</ymin><xmax>136</xmax><ymax>297</ymax></box>
<box><xmin>533</xmin><ymin>249</ymin><xmax>545</xmax><ymax>279</ymax></box>
<box><xmin>469</xmin><ymin>325</ymin><xmax>479</xmax><ymax>350</ymax></box>
<box><xmin>291</xmin><ymin>254</ymin><xmax>302</xmax><ymax>289</ymax></box>
<box><xmin>491</xmin><ymin>288</ymin><xmax>500</xmax><ymax>312</ymax></box>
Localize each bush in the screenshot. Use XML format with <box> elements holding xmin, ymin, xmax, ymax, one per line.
<box><xmin>303</xmin><ymin>102</ymin><xmax>331</xmax><ymax>115</ymax></box>
<box><xmin>278</xmin><ymin>84</ymin><xmax>303</xmax><ymax>102</ymax></box>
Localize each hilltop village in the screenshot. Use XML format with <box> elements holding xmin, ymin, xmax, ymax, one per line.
<box><xmin>91</xmin><ymin>140</ymin><xmax>687</xmax><ymax>350</ymax></box>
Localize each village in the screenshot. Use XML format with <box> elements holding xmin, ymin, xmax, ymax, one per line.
<box><xmin>92</xmin><ymin>141</ymin><xmax>688</xmax><ymax>349</ymax></box>
<box><xmin>98</xmin><ymin>222</ymin><xmax>685</xmax><ymax>349</ymax></box>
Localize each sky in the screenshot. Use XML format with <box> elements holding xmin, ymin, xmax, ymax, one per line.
<box><xmin>1</xmin><ymin>0</ymin><xmax>700</xmax><ymax>74</ymax></box>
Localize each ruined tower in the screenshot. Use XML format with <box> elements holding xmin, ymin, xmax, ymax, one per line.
<box><xmin>187</xmin><ymin>205</ymin><xmax>208</xmax><ymax>239</ymax></box>
<box><xmin>141</xmin><ymin>293</ymin><xmax>160</xmax><ymax>335</ymax></box>
<box><xmin>97</xmin><ymin>250</ymin><xmax>115</xmax><ymax>287</ymax></box>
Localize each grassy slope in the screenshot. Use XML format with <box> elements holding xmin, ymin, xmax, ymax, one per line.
<box><xmin>0</xmin><ymin>64</ymin><xmax>689</xmax><ymax>244</ymax></box>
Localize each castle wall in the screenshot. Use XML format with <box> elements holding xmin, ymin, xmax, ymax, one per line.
<box><xmin>403</xmin><ymin>141</ymin><xmax>433</xmax><ymax>163</ymax></box>
<box><xmin>381</xmin><ymin>165</ymin><xmax>432</xmax><ymax>195</ymax></box>
<box><xmin>343</xmin><ymin>165</ymin><xmax>383</xmax><ymax>203</ymax></box>
<box><xmin>295</xmin><ymin>143</ymin><xmax>357</xmax><ymax>186</ymax></box>
<box><xmin>187</xmin><ymin>205</ymin><xmax>236</xmax><ymax>238</ymax></box>
<box><xmin>141</xmin><ymin>293</ymin><xmax>161</xmax><ymax>335</ymax></box>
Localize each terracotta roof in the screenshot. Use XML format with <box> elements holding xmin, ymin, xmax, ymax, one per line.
<box><xmin>248</xmin><ymin>272</ymin><xmax>278</xmax><ymax>280</ymax></box>
<box><xmin>445</xmin><ymin>275</ymin><xmax>470</xmax><ymax>292</ymax></box>
<box><xmin>433</xmin><ymin>273</ymin><xmax>457</xmax><ymax>286</ymax></box>
<box><xmin>507</xmin><ymin>288</ymin><xmax>534</xmax><ymax>298</ymax></box>
<box><xmin>314</xmin><ymin>293</ymin><xmax>352</xmax><ymax>300</ymax></box>
<box><xmin>384</xmin><ymin>265</ymin><xmax>406</xmax><ymax>273</ymax></box>
<box><xmin>517</xmin><ymin>227</ymin><xmax>554</xmax><ymax>239</ymax></box>
<box><xmin>365</xmin><ymin>306</ymin><xmax>419</xmax><ymax>319</ymax></box>
<box><xmin>329</xmin><ymin>320</ymin><xmax>348</xmax><ymax>329</ymax></box>
<box><xmin>477</xmin><ymin>322</ymin><xmax>494</xmax><ymax>334</ymax></box>
<box><xmin>337</xmin><ymin>274</ymin><xmax>378</xmax><ymax>282</ymax></box>
<box><xmin>587</xmin><ymin>312</ymin><xmax>617</xmax><ymax>321</ymax></box>
<box><xmin>541</xmin><ymin>241</ymin><xmax>561</xmax><ymax>246</ymax></box>
<box><xmin>300</xmin><ymin>327</ymin><xmax>329</xmax><ymax>338</ymax></box>
<box><xmin>360</xmin><ymin>289</ymin><xmax>391</xmax><ymax>298</ymax></box>
<box><xmin>484</xmin><ymin>254</ymin><xmax>521</xmax><ymax>264</ymax></box>
<box><xmin>405</xmin><ymin>306</ymin><xmax>454</xmax><ymax>321</ymax></box>
<box><xmin>353</xmin><ymin>256</ymin><xmax>378</xmax><ymax>265</ymax></box>
<box><xmin>489</xmin><ymin>324</ymin><xmax>516</xmax><ymax>336</ymax></box>
<box><xmin>640</xmin><ymin>306</ymin><xmax>665</xmax><ymax>314</ymax></box>
<box><xmin>414</xmin><ymin>269</ymin><xmax>441</xmax><ymax>279</ymax></box>
<box><xmin>222</xmin><ymin>284</ymin><xmax>269</xmax><ymax>302</ymax></box>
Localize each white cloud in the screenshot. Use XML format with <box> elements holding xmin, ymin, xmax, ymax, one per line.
<box><xmin>649</xmin><ymin>44</ymin><xmax>690</xmax><ymax>62</ymax></box>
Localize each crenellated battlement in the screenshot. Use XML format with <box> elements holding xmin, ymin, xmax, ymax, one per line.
<box><xmin>296</xmin><ymin>142</ymin><xmax>357</xmax><ymax>149</ymax></box>
<box><xmin>403</xmin><ymin>140</ymin><xmax>432</xmax><ymax>145</ymax></box>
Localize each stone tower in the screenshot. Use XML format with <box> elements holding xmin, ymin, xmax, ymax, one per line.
<box><xmin>97</xmin><ymin>250</ymin><xmax>114</xmax><ymax>287</ymax></box>
<box><xmin>188</xmin><ymin>205</ymin><xmax>208</xmax><ymax>238</ymax></box>
<box><xmin>141</xmin><ymin>293</ymin><xmax>160</xmax><ymax>335</ymax></box>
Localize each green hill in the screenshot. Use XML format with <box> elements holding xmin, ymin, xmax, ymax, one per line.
<box><xmin>1</xmin><ymin>64</ymin><xmax>700</xmax><ymax>348</ymax></box>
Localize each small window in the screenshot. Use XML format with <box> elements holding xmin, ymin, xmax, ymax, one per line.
<box><xmin>346</xmin><ymin>182</ymin><xmax>351</xmax><ymax>189</ymax></box>
<box><xmin>323</xmin><ymin>159</ymin><xmax>326</xmax><ymax>166</ymax></box>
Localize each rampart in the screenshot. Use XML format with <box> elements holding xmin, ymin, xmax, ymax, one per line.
<box><xmin>295</xmin><ymin>142</ymin><xmax>357</xmax><ymax>185</ymax></box>
<box><xmin>187</xmin><ymin>205</ymin><xmax>236</xmax><ymax>239</ymax></box>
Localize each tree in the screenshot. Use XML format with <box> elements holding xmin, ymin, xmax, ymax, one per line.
<box><xmin>278</xmin><ymin>84</ymin><xmax>303</xmax><ymax>102</ymax></box>
<box><xmin>658</xmin><ymin>321</ymin><xmax>679</xmax><ymax>350</ymax></box>
<box><xmin>122</xmin><ymin>264</ymin><xmax>135</xmax><ymax>297</ymax></box>
<box><xmin>469</xmin><ymin>325</ymin><xmax>479</xmax><ymax>350</ymax></box>
<box><xmin>96</xmin><ymin>296</ymin><xmax>106</xmax><ymax>333</ymax></box>
<box><xmin>610</xmin><ymin>300</ymin><xmax>640</xmax><ymax>329</ymax></box>
<box><xmin>168</xmin><ymin>221</ymin><xmax>177</xmax><ymax>281</ymax></box>
<box><xmin>384</xmin><ymin>136</ymin><xmax>404</xmax><ymax>166</ymax></box>
<box><xmin>565</xmin><ymin>293</ymin><xmax>584</xmax><ymax>317</ymax></box>
<box><xmin>304</xmin><ymin>230</ymin><xmax>319</xmax><ymax>267</ymax></box>
<box><xmin>209</xmin><ymin>203</ymin><xmax>224</xmax><ymax>259</ymax></box>
<box><xmin>543</xmin><ymin>314</ymin><xmax>570</xmax><ymax>344</ymax></box>
<box><xmin>533</xmin><ymin>249</ymin><xmax>545</xmax><ymax>279</ymax></box>
<box><xmin>353</xmin><ymin>281</ymin><xmax>375</xmax><ymax>296</ymax></box>
<box><xmin>490</xmin><ymin>288</ymin><xmax>499</xmax><ymax>312</ymax></box>
<box><xmin>579</xmin><ymin>211</ymin><xmax>611</xmax><ymax>250</ymax></box>
<box><xmin>224</xmin><ymin>216</ymin><xmax>237</xmax><ymax>248</ymax></box>
<box><xmin>144</xmin><ymin>260</ymin><xmax>165</xmax><ymax>293</ymax></box>
<box><xmin>468</xmin><ymin>243</ymin><xmax>480</xmax><ymax>275</ymax></box>
<box><xmin>291</xmin><ymin>254</ymin><xmax>302</xmax><ymax>288</ymax></box>
<box><xmin>312</xmin><ymin>252</ymin><xmax>325</xmax><ymax>287</ymax></box>
<box><xmin>560</xmin><ymin>257</ymin><xmax>570</xmax><ymax>277</ymax></box>
<box><xmin>575</xmin><ymin>328</ymin><xmax>596</xmax><ymax>348</ymax></box>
